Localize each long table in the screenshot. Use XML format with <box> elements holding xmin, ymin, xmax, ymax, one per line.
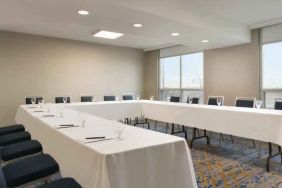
<box><xmin>141</xmin><ymin>101</ymin><xmax>282</xmax><ymax>146</ymax></box>
<box><xmin>15</xmin><ymin>101</ymin><xmax>197</xmax><ymax>188</ymax></box>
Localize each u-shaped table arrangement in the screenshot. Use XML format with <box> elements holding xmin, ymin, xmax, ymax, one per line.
<box><xmin>15</xmin><ymin>100</ymin><xmax>282</xmax><ymax>188</ymax></box>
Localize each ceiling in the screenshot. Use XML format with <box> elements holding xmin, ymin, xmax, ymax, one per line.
<box><xmin>1</xmin><ymin>0</ymin><xmax>282</xmax><ymax>51</ymax></box>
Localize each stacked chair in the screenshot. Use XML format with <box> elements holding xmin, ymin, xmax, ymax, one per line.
<box><xmin>0</xmin><ymin>124</ymin><xmax>82</xmax><ymax>188</ymax></box>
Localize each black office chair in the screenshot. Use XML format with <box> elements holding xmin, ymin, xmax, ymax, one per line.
<box><xmin>234</xmin><ymin>97</ymin><xmax>256</xmax><ymax>147</ymax></box>
<box><xmin>274</xmin><ymin>98</ymin><xmax>282</xmax><ymax>110</ymax></box>
<box><xmin>0</xmin><ymin>140</ymin><xmax>43</xmax><ymax>165</ymax></box>
<box><xmin>123</xmin><ymin>95</ymin><xmax>134</xmax><ymax>100</ymax></box>
<box><xmin>104</xmin><ymin>96</ymin><xmax>116</xmax><ymax>101</ymax></box>
<box><xmin>0</xmin><ymin>131</ymin><xmax>31</xmax><ymax>147</ymax></box>
<box><xmin>26</xmin><ymin>96</ymin><xmax>44</xmax><ymax>104</ymax></box>
<box><xmin>0</xmin><ymin>154</ymin><xmax>59</xmax><ymax>187</ymax></box>
<box><xmin>187</xmin><ymin>96</ymin><xmax>199</xmax><ymax>104</ymax></box>
<box><xmin>190</xmin><ymin>96</ymin><xmax>224</xmax><ymax>148</ymax></box>
<box><xmin>235</xmin><ymin>97</ymin><xmax>255</xmax><ymax>108</ymax></box>
<box><xmin>36</xmin><ymin>177</ymin><xmax>82</xmax><ymax>188</ymax></box>
<box><xmin>0</xmin><ymin>124</ymin><xmax>25</xmax><ymax>136</ymax></box>
<box><xmin>55</xmin><ymin>96</ymin><xmax>71</xmax><ymax>103</ymax></box>
<box><xmin>208</xmin><ymin>96</ymin><xmax>224</xmax><ymax>106</ymax></box>
<box><xmin>164</xmin><ymin>96</ymin><xmax>187</xmax><ymax>139</ymax></box>
<box><xmin>170</xmin><ymin>96</ymin><xmax>180</xmax><ymax>102</ymax></box>
<box><xmin>80</xmin><ymin>96</ymin><xmax>94</xmax><ymax>102</ymax></box>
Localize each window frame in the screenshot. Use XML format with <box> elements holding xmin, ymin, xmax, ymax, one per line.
<box><xmin>159</xmin><ymin>52</ymin><xmax>204</xmax><ymax>102</ymax></box>
<box><xmin>261</xmin><ymin>40</ymin><xmax>282</xmax><ymax>108</ymax></box>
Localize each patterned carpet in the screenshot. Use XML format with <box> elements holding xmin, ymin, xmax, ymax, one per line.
<box><xmin>138</xmin><ymin>120</ymin><xmax>282</xmax><ymax>188</ymax></box>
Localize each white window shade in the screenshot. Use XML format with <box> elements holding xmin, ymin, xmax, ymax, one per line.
<box><xmin>262</xmin><ymin>24</ymin><xmax>282</xmax><ymax>44</ymax></box>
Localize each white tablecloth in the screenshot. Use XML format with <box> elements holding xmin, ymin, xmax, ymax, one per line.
<box><xmin>15</xmin><ymin>103</ymin><xmax>197</xmax><ymax>188</ymax></box>
<box><xmin>141</xmin><ymin>100</ymin><xmax>282</xmax><ymax>146</ymax></box>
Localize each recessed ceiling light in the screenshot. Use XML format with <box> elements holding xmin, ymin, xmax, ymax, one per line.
<box><xmin>171</xmin><ymin>33</ymin><xmax>180</xmax><ymax>36</ymax></box>
<box><xmin>93</xmin><ymin>30</ymin><xmax>124</xmax><ymax>39</ymax></box>
<box><xmin>133</xmin><ymin>24</ymin><xmax>143</xmax><ymax>28</ymax></box>
<box><xmin>201</xmin><ymin>40</ymin><xmax>209</xmax><ymax>43</ymax></box>
<box><xmin>78</xmin><ymin>10</ymin><xmax>89</xmax><ymax>15</ymax></box>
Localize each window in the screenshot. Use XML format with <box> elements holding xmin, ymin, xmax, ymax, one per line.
<box><xmin>159</xmin><ymin>52</ymin><xmax>204</xmax><ymax>103</ymax></box>
<box><xmin>160</xmin><ymin>56</ymin><xmax>180</xmax><ymax>89</ymax></box>
<box><xmin>182</xmin><ymin>53</ymin><xmax>203</xmax><ymax>89</ymax></box>
<box><xmin>262</xmin><ymin>42</ymin><xmax>282</xmax><ymax>108</ymax></box>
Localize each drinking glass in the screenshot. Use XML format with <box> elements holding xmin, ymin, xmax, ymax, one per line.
<box><xmin>217</xmin><ymin>98</ymin><xmax>222</xmax><ymax>106</ymax></box>
<box><xmin>150</xmin><ymin>96</ymin><xmax>154</xmax><ymax>101</ymax></box>
<box><xmin>136</xmin><ymin>95</ymin><xmax>140</xmax><ymax>100</ymax></box>
<box><xmin>31</xmin><ymin>97</ymin><xmax>36</xmax><ymax>105</ymax></box>
<box><xmin>47</xmin><ymin>103</ymin><xmax>51</xmax><ymax>113</ymax></box>
<box><xmin>112</xmin><ymin>120</ymin><xmax>126</xmax><ymax>140</ymax></box>
<box><xmin>63</xmin><ymin>97</ymin><xmax>67</xmax><ymax>103</ymax></box>
<box><xmin>79</xmin><ymin>113</ymin><xmax>88</xmax><ymax>128</ymax></box>
<box><xmin>188</xmin><ymin>97</ymin><xmax>193</xmax><ymax>104</ymax></box>
<box><xmin>38</xmin><ymin>99</ymin><xmax>44</xmax><ymax>109</ymax></box>
<box><xmin>116</xmin><ymin>95</ymin><xmax>120</xmax><ymax>101</ymax></box>
<box><xmin>255</xmin><ymin>100</ymin><xmax>263</xmax><ymax>109</ymax></box>
<box><xmin>57</xmin><ymin>104</ymin><xmax>64</xmax><ymax>118</ymax></box>
<box><xmin>167</xmin><ymin>96</ymin><xmax>171</xmax><ymax>102</ymax></box>
<box><xmin>92</xmin><ymin>96</ymin><xmax>96</xmax><ymax>102</ymax></box>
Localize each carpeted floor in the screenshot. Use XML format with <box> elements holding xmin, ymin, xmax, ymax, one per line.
<box><xmin>136</xmin><ymin>120</ymin><xmax>282</xmax><ymax>188</ymax></box>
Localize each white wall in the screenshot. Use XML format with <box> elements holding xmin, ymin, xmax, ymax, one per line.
<box><xmin>0</xmin><ymin>31</ymin><xmax>144</xmax><ymax>125</ymax></box>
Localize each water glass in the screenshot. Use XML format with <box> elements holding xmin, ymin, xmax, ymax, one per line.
<box><xmin>150</xmin><ymin>96</ymin><xmax>154</xmax><ymax>101</ymax></box>
<box><xmin>217</xmin><ymin>98</ymin><xmax>222</xmax><ymax>106</ymax></box>
<box><xmin>136</xmin><ymin>95</ymin><xmax>140</xmax><ymax>100</ymax></box>
<box><xmin>47</xmin><ymin>103</ymin><xmax>51</xmax><ymax>113</ymax></box>
<box><xmin>38</xmin><ymin>99</ymin><xmax>44</xmax><ymax>109</ymax></box>
<box><xmin>188</xmin><ymin>97</ymin><xmax>193</xmax><ymax>104</ymax></box>
<box><xmin>167</xmin><ymin>96</ymin><xmax>171</xmax><ymax>102</ymax></box>
<box><xmin>255</xmin><ymin>100</ymin><xmax>263</xmax><ymax>109</ymax></box>
<box><xmin>116</xmin><ymin>95</ymin><xmax>120</xmax><ymax>101</ymax></box>
<box><xmin>63</xmin><ymin>97</ymin><xmax>67</xmax><ymax>103</ymax></box>
<box><xmin>79</xmin><ymin>113</ymin><xmax>88</xmax><ymax>128</ymax></box>
<box><xmin>31</xmin><ymin>97</ymin><xmax>36</xmax><ymax>105</ymax></box>
<box><xmin>112</xmin><ymin>120</ymin><xmax>126</xmax><ymax>140</ymax></box>
<box><xmin>92</xmin><ymin>96</ymin><xmax>96</xmax><ymax>102</ymax></box>
<box><xmin>57</xmin><ymin>104</ymin><xmax>64</xmax><ymax>118</ymax></box>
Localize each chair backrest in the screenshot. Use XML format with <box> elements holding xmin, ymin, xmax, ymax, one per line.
<box><xmin>274</xmin><ymin>98</ymin><xmax>282</xmax><ymax>110</ymax></box>
<box><xmin>25</xmin><ymin>96</ymin><xmax>44</xmax><ymax>104</ymax></box>
<box><xmin>187</xmin><ymin>96</ymin><xmax>199</xmax><ymax>104</ymax></box>
<box><xmin>235</xmin><ymin>97</ymin><xmax>255</xmax><ymax>108</ymax></box>
<box><xmin>170</xmin><ymin>96</ymin><xmax>180</xmax><ymax>102</ymax></box>
<box><xmin>80</xmin><ymin>95</ymin><xmax>93</xmax><ymax>102</ymax></box>
<box><xmin>104</xmin><ymin>96</ymin><xmax>116</xmax><ymax>101</ymax></box>
<box><xmin>123</xmin><ymin>95</ymin><xmax>133</xmax><ymax>100</ymax></box>
<box><xmin>55</xmin><ymin>96</ymin><xmax>71</xmax><ymax>103</ymax></box>
<box><xmin>208</xmin><ymin>96</ymin><xmax>224</xmax><ymax>106</ymax></box>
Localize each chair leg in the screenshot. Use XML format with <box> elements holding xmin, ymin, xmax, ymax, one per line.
<box><xmin>154</xmin><ymin>121</ymin><xmax>158</xmax><ymax>130</ymax></box>
<box><xmin>252</xmin><ymin>139</ymin><xmax>256</xmax><ymax>149</ymax></box>
<box><xmin>171</xmin><ymin>124</ymin><xmax>175</xmax><ymax>135</ymax></box>
<box><xmin>165</xmin><ymin>123</ymin><xmax>169</xmax><ymax>133</ymax></box>
<box><xmin>279</xmin><ymin>146</ymin><xmax>282</xmax><ymax>164</ymax></box>
<box><xmin>230</xmin><ymin>135</ymin><xmax>234</xmax><ymax>143</ymax></box>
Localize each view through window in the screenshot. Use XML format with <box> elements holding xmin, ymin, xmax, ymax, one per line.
<box><xmin>262</xmin><ymin>42</ymin><xmax>282</xmax><ymax>108</ymax></box>
<box><xmin>159</xmin><ymin>52</ymin><xmax>203</xmax><ymax>103</ymax></box>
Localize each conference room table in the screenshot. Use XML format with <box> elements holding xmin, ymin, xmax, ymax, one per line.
<box><xmin>71</xmin><ymin>100</ymin><xmax>282</xmax><ymax>171</ymax></box>
<box><xmin>15</xmin><ymin>101</ymin><xmax>197</xmax><ymax>188</ymax></box>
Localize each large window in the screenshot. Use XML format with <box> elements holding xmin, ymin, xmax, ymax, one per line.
<box><xmin>262</xmin><ymin>42</ymin><xmax>282</xmax><ymax>108</ymax></box>
<box><xmin>159</xmin><ymin>52</ymin><xmax>204</xmax><ymax>103</ymax></box>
